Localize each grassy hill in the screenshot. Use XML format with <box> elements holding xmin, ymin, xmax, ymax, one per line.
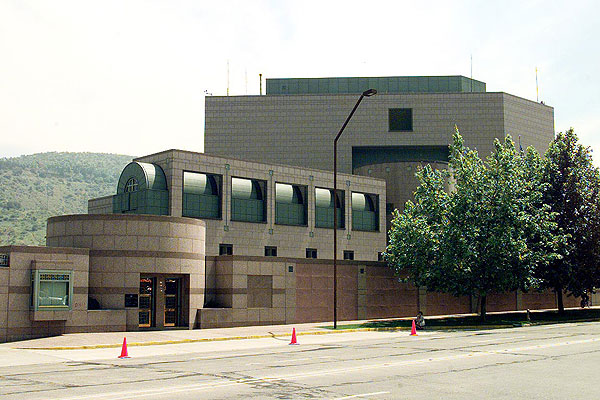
<box><xmin>0</xmin><ymin>152</ymin><xmax>134</xmax><ymax>246</ymax></box>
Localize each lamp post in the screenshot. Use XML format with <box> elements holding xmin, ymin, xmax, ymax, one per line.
<box><xmin>333</xmin><ymin>88</ymin><xmax>377</xmax><ymax>329</ymax></box>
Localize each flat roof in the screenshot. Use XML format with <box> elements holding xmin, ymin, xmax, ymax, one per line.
<box><xmin>266</xmin><ymin>75</ymin><xmax>486</xmax><ymax>95</ymax></box>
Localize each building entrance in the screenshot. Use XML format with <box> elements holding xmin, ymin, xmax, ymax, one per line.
<box><xmin>164</xmin><ymin>277</ymin><xmax>181</xmax><ymax>327</ymax></box>
<box><xmin>139</xmin><ymin>275</ymin><xmax>186</xmax><ymax>329</ymax></box>
<box><xmin>139</xmin><ymin>277</ymin><xmax>155</xmax><ymax>328</ymax></box>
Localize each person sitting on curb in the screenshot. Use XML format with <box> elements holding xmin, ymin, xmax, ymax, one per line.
<box><xmin>415</xmin><ymin>311</ymin><xmax>425</xmax><ymax>330</ymax></box>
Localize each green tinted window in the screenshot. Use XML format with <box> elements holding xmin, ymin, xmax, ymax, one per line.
<box><xmin>31</xmin><ymin>270</ymin><xmax>73</xmax><ymax>310</ymax></box>
<box><xmin>275</xmin><ymin>183</ymin><xmax>307</xmax><ymax>226</ymax></box>
<box><xmin>113</xmin><ymin>162</ymin><xmax>169</xmax><ymax>215</ymax></box>
<box><xmin>183</xmin><ymin>172</ymin><xmax>221</xmax><ymax>219</ymax></box>
<box><xmin>389</xmin><ymin>108</ymin><xmax>413</xmax><ymax>131</ymax></box>
<box><xmin>266</xmin><ymin>76</ymin><xmax>485</xmax><ymax>95</ymax></box>
<box><xmin>352</xmin><ymin>192</ymin><xmax>378</xmax><ymax>231</ymax></box>
<box><xmin>315</xmin><ymin>188</ymin><xmax>344</xmax><ymax>229</ymax></box>
<box><xmin>113</xmin><ymin>190</ymin><xmax>168</xmax><ymax>216</ymax></box>
<box><xmin>231</xmin><ymin>177</ymin><xmax>266</xmax><ymax>222</ymax></box>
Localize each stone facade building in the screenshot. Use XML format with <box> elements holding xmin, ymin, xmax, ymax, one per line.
<box><xmin>204</xmin><ymin>76</ymin><xmax>555</xmax><ymax>228</ymax></box>
<box><xmin>0</xmin><ymin>75</ymin><xmax>580</xmax><ymax>343</ymax></box>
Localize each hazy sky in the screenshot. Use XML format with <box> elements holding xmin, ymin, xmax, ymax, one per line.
<box><xmin>1</xmin><ymin>0</ymin><xmax>598</xmax><ymax>160</ymax></box>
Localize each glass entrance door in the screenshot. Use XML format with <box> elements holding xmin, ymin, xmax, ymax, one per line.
<box><xmin>164</xmin><ymin>278</ymin><xmax>180</xmax><ymax>327</ymax></box>
<box><xmin>139</xmin><ymin>277</ymin><xmax>155</xmax><ymax>328</ymax></box>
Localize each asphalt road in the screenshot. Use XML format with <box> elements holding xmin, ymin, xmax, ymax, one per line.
<box><xmin>1</xmin><ymin>322</ymin><xmax>599</xmax><ymax>399</ymax></box>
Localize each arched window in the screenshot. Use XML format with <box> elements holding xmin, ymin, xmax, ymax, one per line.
<box><xmin>114</xmin><ymin>162</ymin><xmax>169</xmax><ymax>216</ymax></box>
<box><xmin>124</xmin><ymin>177</ymin><xmax>138</xmax><ymax>193</ymax></box>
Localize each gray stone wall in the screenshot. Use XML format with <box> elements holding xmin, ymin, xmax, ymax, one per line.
<box><xmin>205</xmin><ymin>92</ymin><xmax>554</xmax><ymax>174</ymax></box>
<box><xmin>502</xmin><ymin>93</ymin><xmax>555</xmax><ymax>151</ymax></box>
<box><xmin>354</xmin><ymin>160</ymin><xmax>451</xmax><ymax>217</ymax></box>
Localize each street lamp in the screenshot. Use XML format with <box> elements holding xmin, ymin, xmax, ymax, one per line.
<box><xmin>333</xmin><ymin>88</ymin><xmax>376</xmax><ymax>329</ymax></box>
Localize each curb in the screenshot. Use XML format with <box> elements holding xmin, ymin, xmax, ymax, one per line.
<box><xmin>17</xmin><ymin>325</ymin><xmax>507</xmax><ymax>350</ymax></box>
<box><xmin>20</xmin><ymin>328</ymin><xmax>384</xmax><ymax>350</ymax></box>
<box><xmin>18</xmin><ymin>318</ymin><xmax>600</xmax><ymax>351</ymax></box>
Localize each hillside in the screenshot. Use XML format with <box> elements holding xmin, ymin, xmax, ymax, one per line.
<box><xmin>0</xmin><ymin>152</ymin><xmax>134</xmax><ymax>246</ymax></box>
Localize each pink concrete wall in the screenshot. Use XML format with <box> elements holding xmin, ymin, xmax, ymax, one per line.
<box><xmin>521</xmin><ymin>290</ymin><xmax>557</xmax><ymax>310</ymax></box>
<box><xmin>425</xmin><ymin>292</ymin><xmax>471</xmax><ymax>316</ymax></box>
<box><xmin>365</xmin><ymin>265</ymin><xmax>417</xmax><ymax>319</ymax></box>
<box><xmin>295</xmin><ymin>262</ymin><xmax>358</xmax><ymax>323</ymax></box>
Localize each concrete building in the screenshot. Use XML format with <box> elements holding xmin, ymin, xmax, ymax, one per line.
<box><xmin>0</xmin><ymin>76</ymin><xmax>573</xmax><ymax>343</ymax></box>
<box><xmin>204</xmin><ymin>76</ymin><xmax>555</xmax><ymax>226</ymax></box>
<box><xmin>2</xmin><ymin>152</ymin><xmax>400</xmax><ymax>342</ymax></box>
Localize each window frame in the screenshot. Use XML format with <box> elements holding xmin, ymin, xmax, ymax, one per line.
<box><xmin>231</xmin><ymin>176</ymin><xmax>267</xmax><ymax>223</ymax></box>
<box><xmin>314</xmin><ymin>187</ymin><xmax>345</xmax><ymax>229</ymax></box>
<box><xmin>275</xmin><ymin>182</ymin><xmax>308</xmax><ymax>226</ymax></box>
<box><xmin>124</xmin><ymin>177</ymin><xmax>139</xmax><ymax>193</ymax></box>
<box><xmin>182</xmin><ymin>170</ymin><xmax>223</xmax><ymax>220</ymax></box>
<box><xmin>31</xmin><ymin>269</ymin><xmax>73</xmax><ymax>311</ymax></box>
<box><xmin>343</xmin><ymin>250</ymin><xmax>355</xmax><ymax>260</ymax></box>
<box><xmin>351</xmin><ymin>192</ymin><xmax>379</xmax><ymax>232</ymax></box>
<box><xmin>219</xmin><ymin>243</ymin><xmax>233</xmax><ymax>256</ymax></box>
<box><xmin>265</xmin><ymin>246</ymin><xmax>278</xmax><ymax>257</ymax></box>
<box><xmin>306</xmin><ymin>248</ymin><xmax>318</xmax><ymax>259</ymax></box>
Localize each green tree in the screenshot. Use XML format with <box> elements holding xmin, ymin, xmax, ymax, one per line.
<box><xmin>385</xmin><ymin>130</ymin><xmax>556</xmax><ymax>320</ymax></box>
<box><xmin>538</xmin><ymin>129</ymin><xmax>600</xmax><ymax>312</ymax></box>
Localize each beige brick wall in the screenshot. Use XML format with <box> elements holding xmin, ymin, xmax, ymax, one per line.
<box><xmin>88</xmin><ymin>195</ymin><xmax>114</xmax><ymax>214</ymax></box>
<box><xmin>200</xmin><ymin>256</ymin><xmax>390</xmax><ymax>328</ymax></box>
<box><xmin>46</xmin><ymin>214</ymin><xmax>206</xmax><ymax>330</ymax></box>
<box><xmin>135</xmin><ymin>150</ymin><xmax>387</xmax><ymax>262</ymax></box>
<box><xmin>0</xmin><ymin>246</ymin><xmax>95</xmax><ymax>342</ymax></box>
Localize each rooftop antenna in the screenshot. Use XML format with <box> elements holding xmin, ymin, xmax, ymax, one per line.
<box><xmin>227</xmin><ymin>60</ymin><xmax>230</xmax><ymax>96</ymax></box>
<box><xmin>535</xmin><ymin>67</ymin><xmax>539</xmax><ymax>102</ymax></box>
<box><xmin>259</xmin><ymin>73</ymin><xmax>263</xmax><ymax>95</ymax></box>
<box><xmin>245</xmin><ymin>68</ymin><xmax>248</xmax><ymax>95</ymax></box>
<box><xmin>470</xmin><ymin>54</ymin><xmax>473</xmax><ymax>92</ymax></box>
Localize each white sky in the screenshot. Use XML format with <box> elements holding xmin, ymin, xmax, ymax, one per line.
<box><xmin>1</xmin><ymin>0</ymin><xmax>599</xmax><ymax>160</ymax></box>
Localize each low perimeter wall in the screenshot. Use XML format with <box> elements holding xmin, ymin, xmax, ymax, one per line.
<box><xmin>197</xmin><ymin>256</ymin><xmax>573</xmax><ymax>329</ymax></box>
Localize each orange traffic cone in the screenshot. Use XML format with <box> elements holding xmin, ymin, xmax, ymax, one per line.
<box><xmin>118</xmin><ymin>337</ymin><xmax>130</xmax><ymax>358</ymax></box>
<box><xmin>410</xmin><ymin>320</ymin><xmax>418</xmax><ymax>336</ymax></box>
<box><xmin>289</xmin><ymin>327</ymin><xmax>298</xmax><ymax>345</ymax></box>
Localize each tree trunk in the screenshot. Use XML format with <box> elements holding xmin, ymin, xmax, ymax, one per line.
<box><xmin>480</xmin><ymin>294</ymin><xmax>487</xmax><ymax>322</ymax></box>
<box><xmin>556</xmin><ymin>288</ymin><xmax>565</xmax><ymax>314</ymax></box>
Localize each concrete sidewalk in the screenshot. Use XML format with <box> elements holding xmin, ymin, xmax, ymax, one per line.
<box><xmin>0</xmin><ymin>318</ymin><xmax>410</xmax><ymax>350</ymax></box>
<box><xmin>3</xmin><ymin>307</ymin><xmax>596</xmax><ymax>351</ymax></box>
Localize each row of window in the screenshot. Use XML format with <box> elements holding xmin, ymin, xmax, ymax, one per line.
<box><xmin>219</xmin><ymin>244</ymin><xmax>355</xmax><ymax>260</ymax></box>
<box><xmin>183</xmin><ymin>172</ymin><xmax>379</xmax><ymax>231</ymax></box>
